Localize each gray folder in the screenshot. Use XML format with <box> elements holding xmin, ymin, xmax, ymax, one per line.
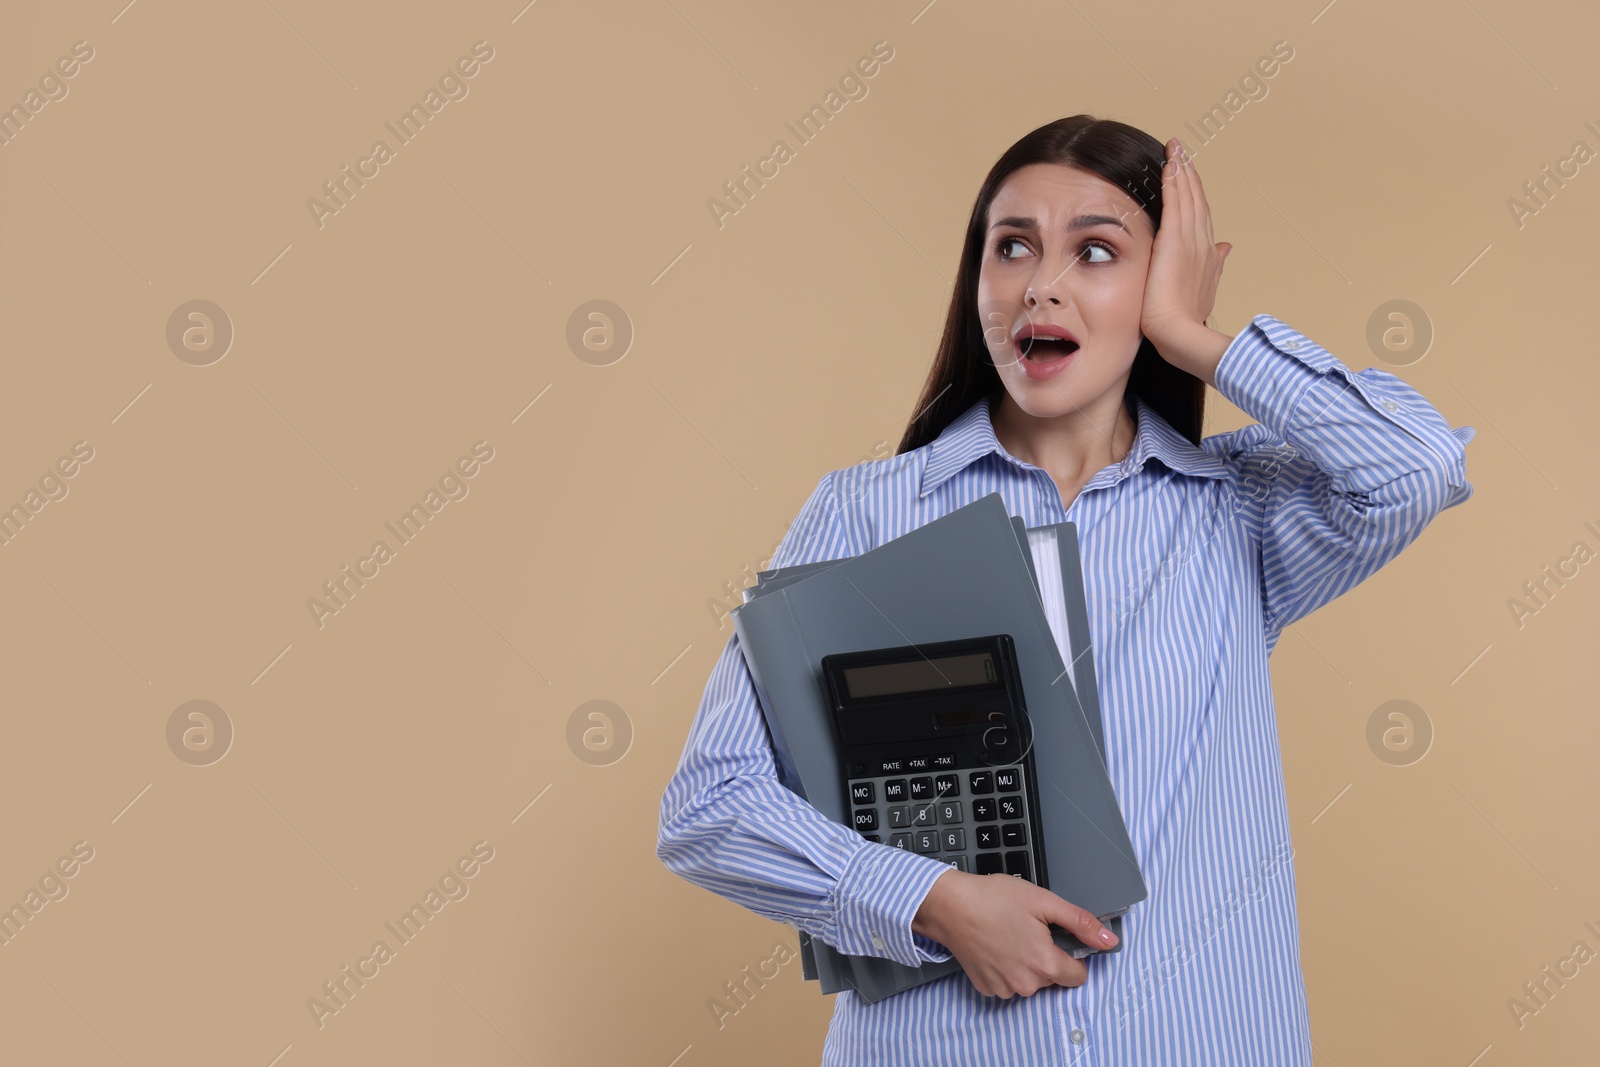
<box><xmin>753</xmin><ymin>513</ymin><xmax>1126</xmax><ymax>998</ymax></box>
<box><xmin>730</xmin><ymin>492</ymin><xmax>1146</xmax><ymax>1003</ymax></box>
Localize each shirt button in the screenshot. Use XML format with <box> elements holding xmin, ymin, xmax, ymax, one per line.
<box><xmin>1070</xmin><ymin>1027</ymin><xmax>1086</xmax><ymax>1044</ymax></box>
<box><xmin>1382</xmin><ymin>399</ymin><xmax>1400</xmax><ymax>413</ymax></box>
<box><xmin>870</xmin><ymin>934</ymin><xmax>886</xmax><ymax>951</ymax></box>
<box><xmin>1284</xmin><ymin>340</ymin><xmax>1300</xmax><ymax>350</ymax></box>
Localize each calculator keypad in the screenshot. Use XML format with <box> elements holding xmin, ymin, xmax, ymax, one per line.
<box><xmin>848</xmin><ymin>756</ymin><xmax>1037</xmax><ymax>882</ymax></box>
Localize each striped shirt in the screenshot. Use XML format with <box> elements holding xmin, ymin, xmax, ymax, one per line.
<box><xmin>657</xmin><ymin>314</ymin><xmax>1476</xmax><ymax>1065</ymax></box>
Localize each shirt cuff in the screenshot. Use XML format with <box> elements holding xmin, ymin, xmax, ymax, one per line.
<box><xmin>1213</xmin><ymin>313</ymin><xmax>1474</xmax><ymax>493</ymax></box>
<box><xmin>827</xmin><ymin>840</ymin><xmax>956</xmax><ymax>966</ymax></box>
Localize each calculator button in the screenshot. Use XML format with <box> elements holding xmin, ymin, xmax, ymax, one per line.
<box><xmin>1005</xmin><ymin>851</ymin><xmax>1032</xmax><ymax>880</ymax></box>
<box><xmin>999</xmin><ymin>797</ymin><xmax>1024</xmax><ymax>820</ymax></box>
<box><xmin>850</xmin><ymin>781</ymin><xmax>875</xmax><ymax>804</ymax></box>
<box><xmin>933</xmin><ymin>753</ymin><xmax>958</xmax><ymax>769</ymax></box>
<box><xmin>878</xmin><ymin>759</ymin><xmax>904</xmax><ymax>774</ymax></box>
<box><xmin>888</xmin><ymin>833</ymin><xmax>911</xmax><ymax>851</ymax></box>
<box><xmin>934</xmin><ymin>773</ymin><xmax>960</xmax><ymax>797</ymax></box>
<box><xmin>975</xmin><ymin>853</ymin><xmax>1005</xmax><ymax>875</ymax></box>
<box><xmin>1002</xmin><ymin>823</ymin><xmax>1028</xmax><ymax>847</ymax></box>
<box><xmin>864</xmin><ymin>834</ymin><xmax>881</xmax><ymax>843</ymax></box>
<box><xmin>938</xmin><ymin>801</ymin><xmax>962</xmax><ymax>824</ymax></box>
<box><xmin>969</xmin><ymin>772</ymin><xmax>994</xmax><ymax>795</ymax></box>
<box><xmin>888</xmin><ymin>805</ymin><xmax>910</xmax><ymax>829</ymax></box>
<box><xmin>853</xmin><ymin>809</ymin><xmax>878</xmax><ymax>832</ymax></box>
<box><xmin>995</xmin><ymin>768</ymin><xmax>1021</xmax><ymax>792</ymax></box>
<box><xmin>972</xmin><ymin>798</ymin><xmax>997</xmax><ymax>821</ymax></box>
<box><xmin>975</xmin><ymin>824</ymin><xmax>1001</xmax><ymax>849</ymax></box>
<box><xmin>849</xmin><ymin>762</ymin><xmax>868</xmax><ymax>775</ymax></box>
<box><xmin>883</xmin><ymin>779</ymin><xmax>908</xmax><ymax>802</ymax></box>
<box><xmin>942</xmin><ymin>855</ymin><xmax>969</xmax><ymax>873</ymax></box>
<box><xmin>911</xmin><ymin>804</ymin><xmax>936</xmax><ymax>827</ymax></box>
<box><xmin>914</xmin><ymin>830</ymin><xmax>940</xmax><ymax>854</ymax></box>
<box><xmin>909</xmin><ymin>777</ymin><xmax>934</xmax><ymax>801</ymax></box>
<box><xmin>906</xmin><ymin>756</ymin><xmax>933</xmax><ymax>772</ymax></box>
<box><xmin>940</xmin><ymin>828</ymin><xmax>966</xmax><ymax>851</ymax></box>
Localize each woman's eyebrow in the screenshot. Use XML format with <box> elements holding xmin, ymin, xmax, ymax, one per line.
<box><xmin>989</xmin><ymin>213</ymin><xmax>1131</xmax><ymax>234</ymax></box>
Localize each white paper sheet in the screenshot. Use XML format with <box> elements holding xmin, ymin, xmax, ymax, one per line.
<box><xmin>1027</xmin><ymin>526</ymin><xmax>1074</xmax><ymax>692</ymax></box>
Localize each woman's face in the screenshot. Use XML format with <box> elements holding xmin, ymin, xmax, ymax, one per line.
<box><xmin>976</xmin><ymin>162</ymin><xmax>1156</xmax><ymax>420</ymax></box>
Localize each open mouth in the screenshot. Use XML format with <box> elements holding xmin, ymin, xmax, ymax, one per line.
<box><xmin>1019</xmin><ymin>336</ymin><xmax>1080</xmax><ymax>362</ymax></box>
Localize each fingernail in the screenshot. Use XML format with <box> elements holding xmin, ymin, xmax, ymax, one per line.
<box><xmin>1100</xmin><ymin>928</ymin><xmax>1117</xmax><ymax>945</ymax></box>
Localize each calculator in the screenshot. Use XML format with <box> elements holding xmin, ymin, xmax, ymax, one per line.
<box><xmin>820</xmin><ymin>634</ymin><xmax>1049</xmax><ymax>883</ymax></box>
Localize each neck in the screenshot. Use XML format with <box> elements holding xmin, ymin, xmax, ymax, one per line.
<box><xmin>990</xmin><ymin>390</ymin><xmax>1137</xmax><ymax>486</ymax></box>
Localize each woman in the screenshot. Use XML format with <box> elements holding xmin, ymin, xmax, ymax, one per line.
<box><xmin>657</xmin><ymin>115</ymin><xmax>1474</xmax><ymax>1065</ymax></box>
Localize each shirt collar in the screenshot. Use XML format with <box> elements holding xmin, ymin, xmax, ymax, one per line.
<box><xmin>918</xmin><ymin>391</ymin><xmax>1231</xmax><ymax>498</ymax></box>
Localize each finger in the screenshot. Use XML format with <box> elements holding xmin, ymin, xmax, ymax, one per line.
<box><xmin>1163</xmin><ymin>139</ymin><xmax>1186</xmax><ymax>234</ymax></box>
<box><xmin>1176</xmin><ymin>140</ymin><xmax>1204</xmax><ymax>244</ymax></box>
<box><xmin>1049</xmin><ymin>953</ymin><xmax>1091</xmax><ymax>990</ymax></box>
<box><xmin>1041</xmin><ymin>893</ymin><xmax>1118</xmax><ymax>951</ymax></box>
<box><xmin>1178</xmin><ymin>141</ymin><xmax>1203</xmax><ymax>245</ymax></box>
<box><xmin>1187</xmin><ymin>149</ymin><xmax>1215</xmax><ymax>244</ymax></box>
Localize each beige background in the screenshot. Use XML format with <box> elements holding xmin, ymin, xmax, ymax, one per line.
<box><xmin>0</xmin><ymin>0</ymin><xmax>1595</xmax><ymax>1064</ymax></box>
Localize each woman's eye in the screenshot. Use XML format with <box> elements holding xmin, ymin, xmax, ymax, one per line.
<box><xmin>998</xmin><ymin>237</ymin><xmax>1030</xmax><ymax>260</ymax></box>
<box><xmin>1079</xmin><ymin>240</ymin><xmax>1115</xmax><ymax>264</ymax></box>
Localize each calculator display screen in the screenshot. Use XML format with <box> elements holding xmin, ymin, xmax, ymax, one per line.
<box><xmin>841</xmin><ymin>651</ymin><xmax>996</xmax><ymax>700</ymax></box>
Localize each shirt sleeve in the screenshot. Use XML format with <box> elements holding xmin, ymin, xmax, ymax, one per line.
<box><xmin>1209</xmin><ymin>313</ymin><xmax>1477</xmax><ymax>640</ymax></box>
<box><xmin>655</xmin><ymin>468</ymin><xmax>957</xmax><ymax>967</ymax></box>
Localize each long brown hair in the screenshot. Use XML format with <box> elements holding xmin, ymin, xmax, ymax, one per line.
<box><xmin>896</xmin><ymin>115</ymin><xmax>1206</xmax><ymax>455</ymax></box>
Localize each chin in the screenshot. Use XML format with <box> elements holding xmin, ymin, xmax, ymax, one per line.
<box><xmin>1001</xmin><ymin>379</ymin><xmax>1105</xmax><ymax>419</ymax></box>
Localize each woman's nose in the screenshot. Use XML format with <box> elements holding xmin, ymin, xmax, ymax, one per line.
<box><xmin>1025</xmin><ymin>270</ymin><xmax>1070</xmax><ymax>308</ymax></box>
